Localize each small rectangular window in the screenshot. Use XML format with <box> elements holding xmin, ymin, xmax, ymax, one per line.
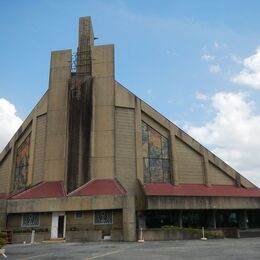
<box><xmin>94</xmin><ymin>210</ymin><xmax>113</xmax><ymax>225</ymax></box>
<box><xmin>74</xmin><ymin>211</ymin><xmax>83</xmax><ymax>219</ymax></box>
<box><xmin>21</xmin><ymin>213</ymin><xmax>40</xmax><ymax>227</ymax></box>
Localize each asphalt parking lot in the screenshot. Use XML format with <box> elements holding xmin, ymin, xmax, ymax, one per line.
<box><xmin>2</xmin><ymin>238</ymin><xmax>260</xmax><ymax>260</ymax></box>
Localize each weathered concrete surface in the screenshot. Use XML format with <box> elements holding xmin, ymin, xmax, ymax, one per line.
<box><xmin>4</xmin><ymin>238</ymin><xmax>260</xmax><ymax>260</ymax></box>
<box><xmin>7</xmin><ymin>196</ymin><xmax>124</xmax><ymax>213</ymax></box>
<box><xmin>0</xmin><ymin>199</ymin><xmax>7</xmax><ymax>228</ymax></box>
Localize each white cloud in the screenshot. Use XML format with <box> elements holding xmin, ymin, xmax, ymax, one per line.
<box><xmin>186</xmin><ymin>92</ymin><xmax>260</xmax><ymax>187</ymax></box>
<box><xmin>209</xmin><ymin>64</ymin><xmax>221</xmax><ymax>74</ymax></box>
<box><xmin>213</xmin><ymin>41</ymin><xmax>226</xmax><ymax>49</ymax></box>
<box><xmin>0</xmin><ymin>98</ymin><xmax>23</xmax><ymax>152</ymax></box>
<box><xmin>214</xmin><ymin>41</ymin><xmax>219</xmax><ymax>49</ymax></box>
<box><xmin>231</xmin><ymin>54</ymin><xmax>242</xmax><ymax>64</ymax></box>
<box><xmin>231</xmin><ymin>46</ymin><xmax>260</xmax><ymax>89</ymax></box>
<box><xmin>196</xmin><ymin>92</ymin><xmax>208</xmax><ymax>100</ymax></box>
<box><xmin>201</xmin><ymin>54</ymin><xmax>215</xmax><ymax>61</ymax></box>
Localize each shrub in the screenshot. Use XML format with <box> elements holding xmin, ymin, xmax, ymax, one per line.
<box><xmin>205</xmin><ymin>230</ymin><xmax>224</xmax><ymax>239</ymax></box>
<box><xmin>160</xmin><ymin>226</ymin><xmax>224</xmax><ymax>239</ymax></box>
<box><xmin>0</xmin><ymin>232</ymin><xmax>7</xmax><ymax>248</ymax></box>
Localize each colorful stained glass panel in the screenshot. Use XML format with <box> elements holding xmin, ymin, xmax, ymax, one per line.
<box><xmin>148</xmin><ymin>128</ymin><xmax>161</xmax><ymax>158</ymax></box>
<box><xmin>142</xmin><ymin>121</ymin><xmax>171</xmax><ymax>183</ymax></box>
<box><xmin>150</xmin><ymin>159</ymin><xmax>163</xmax><ymax>182</ymax></box>
<box><xmin>162</xmin><ymin>137</ymin><xmax>169</xmax><ymax>159</ymax></box>
<box><xmin>162</xmin><ymin>159</ymin><xmax>170</xmax><ymax>182</ymax></box>
<box><xmin>143</xmin><ymin>158</ymin><xmax>150</xmax><ymax>183</ymax></box>
<box><xmin>14</xmin><ymin>135</ymin><xmax>30</xmax><ymax>190</ymax></box>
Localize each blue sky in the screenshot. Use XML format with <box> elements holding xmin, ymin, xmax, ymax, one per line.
<box><xmin>1</xmin><ymin>0</ymin><xmax>260</xmax><ymax>185</ymax></box>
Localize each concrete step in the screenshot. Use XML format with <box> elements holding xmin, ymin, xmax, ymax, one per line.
<box><xmin>42</xmin><ymin>238</ymin><xmax>66</xmax><ymax>243</ymax></box>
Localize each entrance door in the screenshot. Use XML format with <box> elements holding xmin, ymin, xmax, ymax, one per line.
<box><xmin>58</xmin><ymin>216</ymin><xmax>64</xmax><ymax>238</ymax></box>
<box><xmin>51</xmin><ymin>212</ymin><xmax>66</xmax><ymax>239</ymax></box>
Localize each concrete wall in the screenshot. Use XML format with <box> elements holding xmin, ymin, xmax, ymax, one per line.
<box><xmin>66</xmin><ymin>230</ymin><xmax>102</xmax><ymax>242</ymax></box>
<box><xmin>32</xmin><ymin>114</ymin><xmax>47</xmax><ymax>185</ymax></box>
<box><xmin>176</xmin><ymin>138</ymin><xmax>204</xmax><ymax>184</ymax></box>
<box><xmin>115</xmin><ymin>107</ymin><xmax>136</xmax><ymax>193</ymax></box>
<box><xmin>142</xmin><ymin>229</ymin><xmax>200</xmax><ymax>241</ymax></box>
<box><xmin>66</xmin><ymin>210</ymin><xmax>123</xmax><ymax>233</ymax></box>
<box><xmin>12</xmin><ymin>232</ymin><xmax>50</xmax><ymax>244</ymax></box>
<box><xmin>0</xmin><ymin>152</ymin><xmax>11</xmax><ymax>193</ymax></box>
<box><xmin>7</xmin><ymin>195</ymin><xmax>124</xmax><ymax>213</ymax></box>
<box><xmin>142</xmin><ymin>229</ymin><xmax>225</xmax><ymax>241</ymax></box>
<box><xmin>208</xmin><ymin>162</ymin><xmax>235</xmax><ymax>185</ymax></box>
<box><xmin>91</xmin><ymin>45</ymin><xmax>115</xmax><ymax>179</ymax></box>
<box><xmin>7</xmin><ymin>213</ymin><xmax>51</xmax><ymax>230</ymax></box>
<box><xmin>44</xmin><ymin>50</ymin><xmax>71</xmax><ymax>182</ymax></box>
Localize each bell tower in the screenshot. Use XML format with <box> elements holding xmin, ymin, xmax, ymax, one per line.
<box><xmin>67</xmin><ymin>17</ymin><xmax>94</xmax><ymax>193</ymax></box>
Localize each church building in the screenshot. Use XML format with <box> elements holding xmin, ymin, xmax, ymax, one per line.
<box><xmin>1</xmin><ymin>17</ymin><xmax>260</xmax><ymax>243</ymax></box>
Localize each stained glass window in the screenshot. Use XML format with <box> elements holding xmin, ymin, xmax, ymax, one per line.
<box><xmin>142</xmin><ymin>122</ymin><xmax>170</xmax><ymax>183</ymax></box>
<box><xmin>14</xmin><ymin>135</ymin><xmax>31</xmax><ymax>191</ymax></box>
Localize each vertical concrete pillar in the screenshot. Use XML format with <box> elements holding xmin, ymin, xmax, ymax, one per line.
<box><xmin>44</xmin><ymin>50</ymin><xmax>72</xmax><ymax>181</ymax></box>
<box><xmin>207</xmin><ymin>210</ymin><xmax>216</xmax><ymax>229</ymax></box>
<box><xmin>123</xmin><ymin>195</ymin><xmax>136</xmax><ymax>241</ymax></box>
<box><xmin>91</xmin><ymin>45</ymin><xmax>115</xmax><ymax>179</ymax></box>
<box><xmin>0</xmin><ymin>215</ymin><xmax>6</xmax><ymax>229</ymax></box>
<box><xmin>203</xmin><ymin>151</ymin><xmax>210</xmax><ymax>186</ymax></box>
<box><xmin>0</xmin><ymin>200</ymin><xmax>7</xmax><ymax>228</ymax></box>
<box><xmin>179</xmin><ymin>210</ymin><xmax>183</xmax><ymax>228</ymax></box>
<box><xmin>27</xmin><ymin>117</ymin><xmax>37</xmax><ymax>186</ymax></box>
<box><xmin>170</xmin><ymin>125</ymin><xmax>179</xmax><ymax>185</ymax></box>
<box><xmin>135</xmin><ymin>98</ymin><xmax>143</xmax><ymax>184</ymax></box>
<box><xmin>238</xmin><ymin>210</ymin><xmax>248</xmax><ymax>229</ymax></box>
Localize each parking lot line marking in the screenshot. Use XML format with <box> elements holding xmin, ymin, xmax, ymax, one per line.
<box><xmin>20</xmin><ymin>253</ymin><xmax>54</xmax><ymax>259</ymax></box>
<box><xmin>85</xmin><ymin>250</ymin><xmax>122</xmax><ymax>259</ymax></box>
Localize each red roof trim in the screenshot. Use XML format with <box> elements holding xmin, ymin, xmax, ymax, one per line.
<box><xmin>68</xmin><ymin>178</ymin><xmax>126</xmax><ymax>197</ymax></box>
<box><xmin>0</xmin><ymin>193</ymin><xmax>7</xmax><ymax>199</ymax></box>
<box><xmin>144</xmin><ymin>183</ymin><xmax>260</xmax><ymax>197</ymax></box>
<box><xmin>10</xmin><ymin>181</ymin><xmax>66</xmax><ymax>199</ymax></box>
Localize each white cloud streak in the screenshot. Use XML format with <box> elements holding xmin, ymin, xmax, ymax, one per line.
<box><xmin>231</xmin><ymin>46</ymin><xmax>260</xmax><ymax>89</ymax></box>
<box><xmin>186</xmin><ymin>92</ymin><xmax>260</xmax><ymax>187</ymax></box>
<box><xmin>196</xmin><ymin>92</ymin><xmax>208</xmax><ymax>100</ymax></box>
<box><xmin>201</xmin><ymin>54</ymin><xmax>215</xmax><ymax>61</ymax></box>
<box><xmin>214</xmin><ymin>41</ymin><xmax>219</xmax><ymax>49</ymax></box>
<box><xmin>0</xmin><ymin>98</ymin><xmax>22</xmax><ymax>152</ymax></box>
<box><xmin>209</xmin><ymin>64</ymin><xmax>221</xmax><ymax>74</ymax></box>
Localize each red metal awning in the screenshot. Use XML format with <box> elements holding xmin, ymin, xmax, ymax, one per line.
<box><xmin>10</xmin><ymin>181</ymin><xmax>66</xmax><ymax>199</ymax></box>
<box><xmin>68</xmin><ymin>178</ymin><xmax>126</xmax><ymax>197</ymax></box>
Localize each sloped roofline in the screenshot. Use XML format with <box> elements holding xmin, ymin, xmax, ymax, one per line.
<box><xmin>115</xmin><ymin>80</ymin><xmax>257</xmax><ymax>188</ymax></box>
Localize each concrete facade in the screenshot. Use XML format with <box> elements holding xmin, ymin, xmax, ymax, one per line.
<box><xmin>1</xmin><ymin>16</ymin><xmax>260</xmax><ymax>243</ymax></box>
